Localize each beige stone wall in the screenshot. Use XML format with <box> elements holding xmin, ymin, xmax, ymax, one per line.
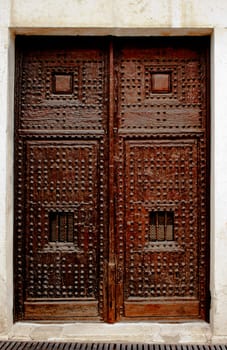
<box><xmin>1</xmin><ymin>0</ymin><xmax>227</xmax><ymax>343</ymax></box>
<box><xmin>210</xmin><ymin>28</ymin><xmax>227</xmax><ymax>340</ymax></box>
<box><xmin>0</xmin><ymin>0</ymin><xmax>14</xmax><ymax>335</ymax></box>
<box><xmin>10</xmin><ymin>0</ymin><xmax>227</xmax><ymax>29</ymax></box>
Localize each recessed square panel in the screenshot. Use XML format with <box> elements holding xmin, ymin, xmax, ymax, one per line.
<box><xmin>151</xmin><ymin>73</ymin><xmax>171</xmax><ymax>93</ymax></box>
<box><xmin>53</xmin><ymin>74</ymin><xmax>73</xmax><ymax>94</ymax></box>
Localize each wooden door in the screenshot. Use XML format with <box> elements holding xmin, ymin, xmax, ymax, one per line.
<box><xmin>14</xmin><ymin>36</ymin><xmax>210</xmax><ymax>322</ymax></box>
<box><xmin>14</xmin><ymin>37</ymin><xmax>109</xmax><ymax>321</ymax></box>
<box><xmin>114</xmin><ymin>38</ymin><xmax>210</xmax><ymax>321</ymax></box>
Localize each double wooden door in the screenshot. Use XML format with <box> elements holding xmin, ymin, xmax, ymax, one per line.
<box><xmin>14</xmin><ymin>36</ymin><xmax>210</xmax><ymax>322</ymax></box>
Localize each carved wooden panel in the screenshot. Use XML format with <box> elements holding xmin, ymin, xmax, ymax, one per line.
<box><xmin>18</xmin><ymin>38</ymin><xmax>106</xmax><ymax>132</ymax></box>
<box><xmin>115</xmin><ymin>38</ymin><xmax>209</xmax><ymax>321</ymax></box>
<box><xmin>25</xmin><ymin>141</ymin><xmax>99</xmax><ymax>300</ymax></box>
<box><xmin>124</xmin><ymin>140</ymin><xmax>198</xmax><ymax>295</ymax></box>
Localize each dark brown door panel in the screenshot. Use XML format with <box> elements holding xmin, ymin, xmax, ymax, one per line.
<box><xmin>114</xmin><ymin>37</ymin><xmax>209</xmax><ymax>321</ymax></box>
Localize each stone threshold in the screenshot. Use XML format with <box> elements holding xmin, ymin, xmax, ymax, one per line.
<box><xmin>0</xmin><ymin>323</ymin><xmax>216</xmax><ymax>344</ymax></box>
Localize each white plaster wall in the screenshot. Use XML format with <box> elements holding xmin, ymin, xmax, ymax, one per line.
<box><xmin>9</xmin><ymin>0</ymin><xmax>227</xmax><ymax>28</ymax></box>
<box><xmin>0</xmin><ymin>0</ymin><xmax>14</xmax><ymax>336</ymax></box>
<box><xmin>1</xmin><ymin>0</ymin><xmax>227</xmax><ymax>343</ymax></box>
<box><xmin>210</xmin><ymin>28</ymin><xmax>227</xmax><ymax>341</ymax></box>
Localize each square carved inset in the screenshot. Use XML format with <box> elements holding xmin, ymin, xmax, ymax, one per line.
<box><xmin>53</xmin><ymin>73</ymin><xmax>73</xmax><ymax>94</ymax></box>
<box><xmin>151</xmin><ymin>73</ymin><xmax>171</xmax><ymax>93</ymax></box>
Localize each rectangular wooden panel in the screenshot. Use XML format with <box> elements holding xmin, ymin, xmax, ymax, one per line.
<box><xmin>123</xmin><ymin>139</ymin><xmax>199</xmax><ymax>299</ymax></box>
<box><xmin>24</xmin><ymin>301</ymin><xmax>99</xmax><ymax>319</ymax></box>
<box><xmin>24</xmin><ymin>140</ymin><xmax>99</xmax><ymax>301</ymax></box>
<box><xmin>17</xmin><ymin>38</ymin><xmax>106</xmax><ymax>132</ymax></box>
<box><xmin>124</xmin><ymin>300</ymin><xmax>199</xmax><ymax>318</ymax></box>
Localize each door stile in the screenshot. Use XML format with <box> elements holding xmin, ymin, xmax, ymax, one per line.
<box><xmin>106</xmin><ymin>40</ymin><xmax>116</xmax><ymax>323</ymax></box>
